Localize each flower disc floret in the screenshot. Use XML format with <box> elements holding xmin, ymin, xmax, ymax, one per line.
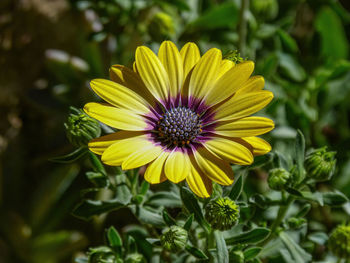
<box><xmin>205</xmin><ymin>197</ymin><xmax>239</xmax><ymax>231</ymax></box>
<box><xmin>328</xmin><ymin>224</ymin><xmax>350</xmax><ymax>259</ymax></box>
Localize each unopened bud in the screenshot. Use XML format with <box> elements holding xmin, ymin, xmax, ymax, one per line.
<box><xmin>223</xmin><ymin>50</ymin><xmax>244</xmax><ymax>64</ymax></box>
<box><xmin>160</xmin><ymin>226</ymin><xmax>188</xmax><ymax>252</ymax></box>
<box><xmin>65</xmin><ymin>107</ymin><xmax>101</xmax><ymax>147</ymax></box>
<box><xmin>305</xmin><ymin>147</ymin><xmax>336</xmax><ymax>182</ymax></box>
<box><xmin>328</xmin><ymin>224</ymin><xmax>350</xmax><ymax>259</ymax></box>
<box><xmin>205</xmin><ymin>197</ymin><xmax>239</xmax><ymax>231</ymax></box>
<box><xmin>230</xmin><ymin>250</ymin><xmax>245</xmax><ymax>263</ymax></box>
<box><xmin>125</xmin><ymin>253</ymin><xmax>146</xmax><ymax>263</ymax></box>
<box><xmin>268</xmin><ymin>168</ymin><xmax>291</xmax><ymax>191</ymax></box>
<box><xmin>88</xmin><ymin>246</ymin><xmax>115</xmax><ymax>263</ymax></box>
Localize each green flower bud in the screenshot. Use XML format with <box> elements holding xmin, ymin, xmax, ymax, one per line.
<box><xmin>64</xmin><ymin>107</ymin><xmax>101</xmax><ymax>147</ymax></box>
<box><xmin>148</xmin><ymin>12</ymin><xmax>175</xmax><ymax>42</ymax></box>
<box><xmin>205</xmin><ymin>197</ymin><xmax>239</xmax><ymax>231</ymax></box>
<box><xmin>160</xmin><ymin>225</ymin><xmax>188</xmax><ymax>252</ymax></box>
<box><xmin>229</xmin><ymin>250</ymin><xmax>244</xmax><ymax>263</ymax></box>
<box><xmin>251</xmin><ymin>0</ymin><xmax>278</xmax><ymax>20</ymax></box>
<box><xmin>125</xmin><ymin>253</ymin><xmax>146</xmax><ymax>263</ymax></box>
<box><xmin>287</xmin><ymin>217</ymin><xmax>306</xmax><ymax>229</ymax></box>
<box><xmin>88</xmin><ymin>246</ymin><xmax>115</xmax><ymax>263</ymax></box>
<box><xmin>304</xmin><ymin>147</ymin><xmax>336</xmax><ymax>182</ymax></box>
<box><xmin>328</xmin><ymin>224</ymin><xmax>350</xmax><ymax>259</ymax></box>
<box><xmin>268</xmin><ymin>168</ymin><xmax>291</xmax><ymax>191</ymax></box>
<box><xmin>223</xmin><ymin>50</ymin><xmax>244</xmax><ymax>64</ymax></box>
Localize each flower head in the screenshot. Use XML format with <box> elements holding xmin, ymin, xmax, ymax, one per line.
<box><xmin>328</xmin><ymin>224</ymin><xmax>350</xmax><ymax>259</ymax></box>
<box><xmin>305</xmin><ymin>147</ymin><xmax>336</xmax><ymax>182</ymax></box>
<box><xmin>160</xmin><ymin>225</ymin><xmax>188</xmax><ymax>252</ymax></box>
<box><xmin>84</xmin><ymin>41</ymin><xmax>274</xmax><ymax>197</ymax></box>
<box><xmin>65</xmin><ymin>107</ymin><xmax>101</xmax><ymax>147</ymax></box>
<box><xmin>205</xmin><ymin>197</ymin><xmax>239</xmax><ymax>230</ymax></box>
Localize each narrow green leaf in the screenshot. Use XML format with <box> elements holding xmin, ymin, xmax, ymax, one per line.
<box><xmin>322</xmin><ymin>191</ymin><xmax>348</xmax><ymax>206</ymax></box>
<box><xmin>107</xmin><ymin>226</ymin><xmax>122</xmax><ymax>255</ymax></box>
<box><xmin>226</xmin><ymin>228</ymin><xmax>270</xmax><ymax>245</ymax></box>
<box><xmin>244</xmin><ymin>247</ymin><xmax>262</xmax><ymax>260</ymax></box>
<box><xmin>308</xmin><ymin>232</ymin><xmax>328</xmax><ymax>245</ymax></box>
<box><xmin>183</xmin><ymin>214</ymin><xmax>194</xmax><ymax>231</ymax></box>
<box><xmin>133</xmin><ymin>206</ymin><xmax>165</xmax><ymax>226</ymax></box>
<box><xmin>126</xmin><ymin>236</ymin><xmax>137</xmax><ymax>254</ymax></box>
<box><xmin>228</xmin><ymin>174</ymin><xmax>243</xmax><ymax>200</ymax></box>
<box><xmin>295</xmin><ymin>203</ymin><xmax>311</xmax><ymax>218</ymax></box>
<box><xmin>146</xmin><ymin>238</ymin><xmax>161</xmax><ymax>246</ymax></box>
<box><xmin>72</xmin><ymin>199</ymin><xmax>125</xmax><ymax>220</ymax></box>
<box><xmin>50</xmin><ymin>147</ymin><xmax>87</xmax><ymax>163</ymax></box>
<box><xmin>277</xmin><ymin>29</ymin><xmax>298</xmax><ymax>53</ymax></box>
<box><xmin>185</xmin><ymin>245</ymin><xmax>208</xmax><ymax>259</ymax></box>
<box><xmin>88</xmin><ymin>151</ymin><xmax>106</xmax><ymax>175</ymax></box>
<box><xmin>180</xmin><ymin>187</ymin><xmax>209</xmax><ymax>230</ymax></box>
<box><xmin>295</xmin><ymin>130</ymin><xmax>305</xmax><ymax>182</ymax></box>
<box><xmin>214</xmin><ymin>230</ymin><xmax>229</xmax><ymax>263</ymax></box>
<box><xmin>162</xmin><ymin>210</ymin><xmax>176</xmax><ymax>226</ymax></box>
<box><xmin>139</xmin><ymin>181</ymin><xmax>150</xmax><ymax>196</ymax></box>
<box><xmin>279</xmin><ymin>231</ymin><xmax>312</xmax><ymax>263</ymax></box>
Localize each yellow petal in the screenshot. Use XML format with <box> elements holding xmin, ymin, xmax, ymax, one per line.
<box><xmin>122</xmin><ymin>144</ymin><xmax>163</xmax><ymax>170</ymax></box>
<box><xmin>88</xmin><ymin>131</ymin><xmax>143</xmax><ymax>155</ymax></box>
<box><xmin>90</xmin><ymin>79</ymin><xmax>151</xmax><ymax>114</ymax></box>
<box><xmin>236</xmin><ymin>75</ymin><xmax>265</xmax><ymax>94</ymax></box>
<box><xmin>217</xmin><ymin>59</ymin><xmax>235</xmax><ymax>79</ymax></box>
<box><xmin>215</xmin><ymin>117</ymin><xmax>275</xmax><ymax>137</ymax></box>
<box><xmin>189</xmin><ymin>48</ymin><xmax>222</xmax><ymax>100</ymax></box>
<box><xmin>84</xmin><ymin>102</ymin><xmax>149</xmax><ymax>131</ymax></box>
<box><xmin>144</xmin><ymin>151</ymin><xmax>169</xmax><ymax>184</ymax></box>
<box><xmin>242</xmin><ymin>137</ymin><xmax>271</xmax><ymax>156</ymax></box>
<box><xmin>135</xmin><ymin>46</ymin><xmax>170</xmax><ymax>103</ymax></box>
<box><xmin>204</xmin><ymin>137</ymin><xmax>253</xmax><ymax>165</ymax></box>
<box><xmin>186</xmin><ymin>161</ymin><xmax>212</xmax><ymax>198</ymax></box>
<box><xmin>158</xmin><ymin>41</ymin><xmax>183</xmax><ymax>98</ymax></box>
<box><xmin>206</xmin><ymin>61</ymin><xmax>254</xmax><ymax>106</ymax></box>
<box><xmin>101</xmin><ymin>134</ymin><xmax>151</xmax><ymax>166</ymax></box>
<box><xmin>214</xmin><ymin>90</ymin><xmax>274</xmax><ymax>121</ymax></box>
<box><xmin>109</xmin><ymin>65</ymin><xmax>155</xmax><ymax>104</ymax></box>
<box><xmin>193</xmin><ymin>146</ymin><xmax>234</xmax><ymax>185</ymax></box>
<box><xmin>180</xmin><ymin>42</ymin><xmax>201</xmax><ymax>80</ymax></box>
<box><xmin>164</xmin><ymin>149</ymin><xmax>191</xmax><ymax>183</ymax></box>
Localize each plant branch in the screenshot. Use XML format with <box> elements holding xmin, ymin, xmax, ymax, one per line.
<box><xmin>238</xmin><ymin>0</ymin><xmax>249</xmax><ymax>56</ymax></box>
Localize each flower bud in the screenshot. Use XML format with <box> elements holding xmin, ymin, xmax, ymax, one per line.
<box><xmin>125</xmin><ymin>253</ymin><xmax>146</xmax><ymax>263</ymax></box>
<box><xmin>160</xmin><ymin>225</ymin><xmax>188</xmax><ymax>252</ymax></box>
<box><xmin>268</xmin><ymin>168</ymin><xmax>291</xmax><ymax>191</ymax></box>
<box><xmin>328</xmin><ymin>224</ymin><xmax>350</xmax><ymax>259</ymax></box>
<box><xmin>304</xmin><ymin>147</ymin><xmax>336</xmax><ymax>182</ymax></box>
<box><xmin>223</xmin><ymin>50</ymin><xmax>244</xmax><ymax>64</ymax></box>
<box><xmin>230</xmin><ymin>250</ymin><xmax>245</xmax><ymax>263</ymax></box>
<box><xmin>88</xmin><ymin>246</ymin><xmax>115</xmax><ymax>263</ymax></box>
<box><xmin>148</xmin><ymin>12</ymin><xmax>175</xmax><ymax>42</ymax></box>
<box><xmin>205</xmin><ymin>197</ymin><xmax>239</xmax><ymax>231</ymax></box>
<box><xmin>65</xmin><ymin>107</ymin><xmax>101</xmax><ymax>147</ymax></box>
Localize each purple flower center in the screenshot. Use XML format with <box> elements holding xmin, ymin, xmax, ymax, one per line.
<box><xmin>156</xmin><ymin>107</ymin><xmax>202</xmax><ymax>147</ymax></box>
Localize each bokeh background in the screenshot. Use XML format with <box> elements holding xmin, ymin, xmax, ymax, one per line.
<box><xmin>1</xmin><ymin>0</ymin><xmax>350</xmax><ymax>262</ymax></box>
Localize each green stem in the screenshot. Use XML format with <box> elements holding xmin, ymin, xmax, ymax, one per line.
<box><xmin>238</xmin><ymin>0</ymin><xmax>249</xmax><ymax>56</ymax></box>
<box><xmin>207</xmin><ymin>229</ymin><xmax>215</xmax><ymax>263</ymax></box>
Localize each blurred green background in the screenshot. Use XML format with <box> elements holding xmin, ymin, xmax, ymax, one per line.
<box><xmin>1</xmin><ymin>0</ymin><xmax>350</xmax><ymax>262</ymax></box>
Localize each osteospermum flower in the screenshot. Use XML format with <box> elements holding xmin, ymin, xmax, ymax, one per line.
<box><xmin>84</xmin><ymin>41</ymin><xmax>274</xmax><ymax>197</ymax></box>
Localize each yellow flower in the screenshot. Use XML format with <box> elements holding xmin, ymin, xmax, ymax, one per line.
<box><xmin>84</xmin><ymin>41</ymin><xmax>274</xmax><ymax>198</ymax></box>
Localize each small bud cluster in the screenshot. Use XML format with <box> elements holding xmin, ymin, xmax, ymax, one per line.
<box><xmin>205</xmin><ymin>197</ymin><xmax>239</xmax><ymax>231</ymax></box>
<box><xmin>65</xmin><ymin>107</ymin><xmax>101</xmax><ymax>147</ymax></box>
<box><xmin>304</xmin><ymin>147</ymin><xmax>336</xmax><ymax>182</ymax></box>
<box><xmin>328</xmin><ymin>224</ymin><xmax>350</xmax><ymax>259</ymax></box>
<box><xmin>160</xmin><ymin>226</ymin><xmax>188</xmax><ymax>252</ymax></box>
<box><xmin>223</xmin><ymin>50</ymin><xmax>244</xmax><ymax>64</ymax></box>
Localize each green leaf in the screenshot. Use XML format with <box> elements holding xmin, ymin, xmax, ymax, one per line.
<box><xmin>279</xmin><ymin>231</ymin><xmax>312</xmax><ymax>263</ymax></box>
<box><xmin>72</xmin><ymin>199</ymin><xmax>125</xmax><ymax>220</ymax></box>
<box><xmin>244</xmin><ymin>247</ymin><xmax>262</xmax><ymax>260</ymax></box>
<box><xmin>107</xmin><ymin>226</ymin><xmax>122</xmax><ymax>255</ymax></box>
<box><xmin>180</xmin><ymin>187</ymin><xmax>209</xmax><ymax>230</ymax></box>
<box><xmin>315</xmin><ymin>7</ymin><xmax>348</xmax><ymax>59</ymax></box>
<box><xmin>277</xmin><ymin>29</ymin><xmax>298</xmax><ymax>53</ymax></box>
<box><xmin>162</xmin><ymin>209</ymin><xmax>176</xmax><ymax>226</ymax></box>
<box><xmin>185</xmin><ymin>245</ymin><xmax>208</xmax><ymax>259</ymax></box>
<box><xmin>295</xmin><ymin>130</ymin><xmax>305</xmax><ymax>182</ymax></box>
<box><xmin>88</xmin><ymin>152</ymin><xmax>106</xmax><ymax>175</ymax></box>
<box><xmin>146</xmin><ymin>191</ymin><xmax>182</xmax><ymax>208</ymax></box>
<box><xmin>126</xmin><ymin>236</ymin><xmax>137</xmax><ymax>254</ymax></box>
<box><xmin>308</xmin><ymin>232</ymin><xmax>328</xmax><ymax>245</ymax></box>
<box><xmin>214</xmin><ymin>230</ymin><xmax>229</xmax><ymax>263</ymax></box>
<box><xmin>133</xmin><ymin>206</ymin><xmax>165</xmax><ymax>226</ymax></box>
<box><xmin>115</xmin><ymin>175</ymin><xmax>132</xmax><ymax>205</ymax></box>
<box><xmin>226</xmin><ymin>228</ymin><xmax>270</xmax><ymax>245</ymax></box>
<box><xmin>228</xmin><ymin>174</ymin><xmax>244</xmax><ymax>200</ymax></box>
<box><xmin>183</xmin><ymin>214</ymin><xmax>194</xmax><ymax>231</ymax></box>
<box><xmin>146</xmin><ymin>238</ymin><xmax>161</xmax><ymax>246</ymax></box>
<box><xmin>86</xmin><ymin>171</ymin><xmax>109</xmax><ymax>188</ymax></box>
<box><xmin>277</xmin><ymin>52</ymin><xmax>306</xmax><ymax>82</ymax></box>
<box><xmin>188</xmin><ymin>3</ymin><xmax>239</xmax><ymax>30</ymax></box>
<box><xmin>322</xmin><ymin>191</ymin><xmax>348</xmax><ymax>206</ymax></box>
<box><xmin>295</xmin><ymin>203</ymin><xmax>311</xmax><ymax>218</ymax></box>
<box><xmin>139</xmin><ymin>181</ymin><xmax>150</xmax><ymax>196</ymax></box>
<box><xmin>50</xmin><ymin>147</ymin><xmax>87</xmax><ymax>163</ymax></box>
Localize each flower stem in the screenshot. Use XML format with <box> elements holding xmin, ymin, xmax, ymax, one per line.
<box><xmin>238</xmin><ymin>0</ymin><xmax>249</xmax><ymax>56</ymax></box>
